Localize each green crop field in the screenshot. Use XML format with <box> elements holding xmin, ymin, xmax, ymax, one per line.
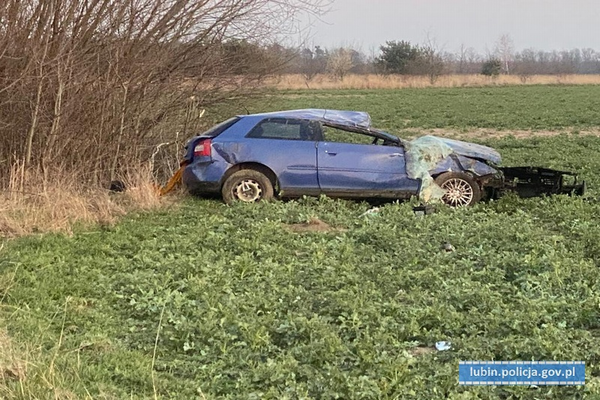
<box><xmin>213</xmin><ymin>85</ymin><xmax>600</xmax><ymax>133</ymax></box>
<box><xmin>2</xmin><ymin>86</ymin><xmax>600</xmax><ymax>399</ymax></box>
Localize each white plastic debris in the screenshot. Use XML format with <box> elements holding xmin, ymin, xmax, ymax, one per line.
<box><xmin>359</xmin><ymin>207</ymin><xmax>380</xmax><ymax>217</ymax></box>
<box><xmin>435</xmin><ymin>341</ymin><xmax>452</xmax><ymax>351</ymax></box>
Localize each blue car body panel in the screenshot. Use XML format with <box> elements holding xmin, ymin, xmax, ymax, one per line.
<box><xmin>317</xmin><ymin>142</ymin><xmax>419</xmax><ymax>196</ymax></box>
<box><xmin>217</xmin><ymin>139</ymin><xmax>319</xmax><ymax>191</ymax></box>
<box><xmin>182</xmin><ymin>109</ymin><xmax>502</xmax><ymax>200</ymax></box>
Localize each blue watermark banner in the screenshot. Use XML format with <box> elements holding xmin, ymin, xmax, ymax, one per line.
<box><xmin>459</xmin><ymin>361</ymin><xmax>585</xmax><ymax>386</ymax></box>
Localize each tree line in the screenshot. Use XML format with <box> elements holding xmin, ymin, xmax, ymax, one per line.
<box><xmin>282</xmin><ymin>36</ymin><xmax>600</xmax><ymax>83</ymax></box>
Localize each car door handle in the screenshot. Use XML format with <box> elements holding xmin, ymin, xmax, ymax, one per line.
<box><xmin>325</xmin><ymin>151</ymin><xmax>337</xmax><ymax>156</ymax></box>
<box><xmin>389</xmin><ymin>153</ymin><xmax>402</xmax><ymax>157</ymax></box>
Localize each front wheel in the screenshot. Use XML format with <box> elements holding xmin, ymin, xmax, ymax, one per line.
<box><xmin>434</xmin><ymin>172</ymin><xmax>481</xmax><ymax>207</ymax></box>
<box><xmin>222</xmin><ymin>170</ymin><xmax>274</xmax><ymax>204</ymax></box>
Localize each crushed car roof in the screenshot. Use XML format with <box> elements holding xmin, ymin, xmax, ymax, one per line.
<box><xmin>245</xmin><ymin>109</ymin><xmax>399</xmax><ymax>142</ymax></box>
<box><xmin>245</xmin><ymin>109</ymin><xmax>372</xmax><ymax>129</ymax></box>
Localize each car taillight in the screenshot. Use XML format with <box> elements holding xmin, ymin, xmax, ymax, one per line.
<box><xmin>193</xmin><ymin>139</ymin><xmax>211</xmax><ymax>157</ymax></box>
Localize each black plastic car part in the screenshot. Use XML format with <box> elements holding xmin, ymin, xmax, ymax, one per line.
<box><xmin>499</xmin><ymin>167</ymin><xmax>586</xmax><ymax>198</ymax></box>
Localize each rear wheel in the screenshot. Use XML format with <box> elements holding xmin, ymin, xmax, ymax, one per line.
<box><xmin>222</xmin><ymin>170</ymin><xmax>274</xmax><ymax>204</ymax></box>
<box><xmin>434</xmin><ymin>172</ymin><xmax>481</xmax><ymax>207</ymax></box>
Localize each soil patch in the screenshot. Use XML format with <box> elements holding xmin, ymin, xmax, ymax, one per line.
<box><xmin>285</xmin><ymin>217</ymin><xmax>346</xmax><ymax>233</ymax></box>
<box><xmin>409</xmin><ymin>346</ymin><xmax>437</xmax><ymax>357</ymax></box>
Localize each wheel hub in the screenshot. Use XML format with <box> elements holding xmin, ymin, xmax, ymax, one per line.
<box><xmin>234</xmin><ymin>179</ymin><xmax>262</xmax><ymax>202</ymax></box>
<box><xmin>441</xmin><ymin>178</ymin><xmax>474</xmax><ymax>207</ymax></box>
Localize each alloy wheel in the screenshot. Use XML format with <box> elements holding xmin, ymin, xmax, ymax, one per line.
<box><xmin>440</xmin><ymin>178</ymin><xmax>474</xmax><ymax>207</ymax></box>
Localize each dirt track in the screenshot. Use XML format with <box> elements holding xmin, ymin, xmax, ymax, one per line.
<box><xmin>402</xmin><ymin>128</ymin><xmax>600</xmax><ymax>140</ymax></box>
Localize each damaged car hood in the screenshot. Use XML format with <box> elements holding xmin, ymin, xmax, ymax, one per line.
<box><xmin>428</xmin><ymin>136</ymin><xmax>502</xmax><ymax>164</ymax></box>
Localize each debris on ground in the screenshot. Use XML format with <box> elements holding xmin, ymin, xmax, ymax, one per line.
<box><xmin>441</xmin><ymin>242</ymin><xmax>456</xmax><ymax>252</ymax></box>
<box><xmin>435</xmin><ymin>341</ymin><xmax>452</xmax><ymax>351</ymax></box>
<box><xmin>286</xmin><ymin>217</ymin><xmax>346</xmax><ymax>233</ymax></box>
<box><xmin>109</xmin><ymin>180</ymin><xmax>126</xmax><ymax>192</ymax></box>
<box><xmin>359</xmin><ymin>207</ymin><xmax>381</xmax><ymax>217</ymax></box>
<box><xmin>413</xmin><ymin>204</ymin><xmax>436</xmax><ymax>216</ymax></box>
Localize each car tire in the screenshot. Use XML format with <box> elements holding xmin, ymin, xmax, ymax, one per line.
<box><xmin>434</xmin><ymin>172</ymin><xmax>482</xmax><ymax>207</ymax></box>
<box><xmin>222</xmin><ymin>170</ymin><xmax>274</xmax><ymax>204</ymax></box>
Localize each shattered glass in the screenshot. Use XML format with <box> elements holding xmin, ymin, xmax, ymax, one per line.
<box><xmin>404</xmin><ymin>135</ymin><xmax>455</xmax><ymax>202</ymax></box>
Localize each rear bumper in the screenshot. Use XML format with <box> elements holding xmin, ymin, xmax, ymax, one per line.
<box><xmin>182</xmin><ymin>161</ymin><xmax>225</xmax><ymax>195</ymax></box>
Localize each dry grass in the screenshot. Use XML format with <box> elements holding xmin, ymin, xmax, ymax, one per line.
<box><xmin>269</xmin><ymin>74</ymin><xmax>600</xmax><ymax>90</ymax></box>
<box><xmin>0</xmin><ymin>163</ymin><xmax>180</xmax><ymax>238</ymax></box>
<box><xmin>0</xmin><ymin>329</ymin><xmax>26</xmax><ymax>385</ymax></box>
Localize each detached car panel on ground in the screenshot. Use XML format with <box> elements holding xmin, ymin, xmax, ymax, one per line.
<box><xmin>181</xmin><ymin>109</ymin><xmax>585</xmax><ymax>206</ymax></box>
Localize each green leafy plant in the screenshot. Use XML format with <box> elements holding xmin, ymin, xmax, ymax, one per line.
<box><xmin>1</xmin><ymin>93</ymin><xmax>600</xmax><ymax>399</ymax></box>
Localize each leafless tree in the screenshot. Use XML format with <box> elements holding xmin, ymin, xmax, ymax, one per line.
<box><xmin>495</xmin><ymin>34</ymin><xmax>515</xmax><ymax>74</ymax></box>
<box><xmin>457</xmin><ymin>44</ymin><xmax>469</xmax><ymax>74</ymax></box>
<box><xmin>581</xmin><ymin>48</ymin><xmax>600</xmax><ymax>73</ymax></box>
<box><xmin>452</xmin><ymin>44</ymin><xmax>481</xmax><ymax>74</ymax></box>
<box><xmin>513</xmin><ymin>48</ymin><xmax>537</xmax><ymax>82</ymax></box>
<box><xmin>327</xmin><ymin>47</ymin><xmax>353</xmax><ymax>81</ymax></box>
<box><xmin>419</xmin><ymin>36</ymin><xmax>446</xmax><ymax>84</ymax></box>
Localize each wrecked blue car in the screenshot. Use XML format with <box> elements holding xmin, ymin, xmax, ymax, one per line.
<box><xmin>181</xmin><ymin>109</ymin><xmax>585</xmax><ymax>206</ymax></box>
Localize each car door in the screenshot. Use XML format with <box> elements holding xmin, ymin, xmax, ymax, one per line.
<box><xmin>317</xmin><ymin>126</ymin><xmax>419</xmax><ymax>197</ymax></box>
<box><xmin>242</xmin><ymin>118</ymin><xmax>320</xmax><ymax>195</ymax></box>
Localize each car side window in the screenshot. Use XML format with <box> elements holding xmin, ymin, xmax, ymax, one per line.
<box><xmin>322</xmin><ymin>125</ymin><xmax>376</xmax><ymax>145</ymax></box>
<box><xmin>246</xmin><ymin>118</ymin><xmax>321</xmax><ymax>141</ymax></box>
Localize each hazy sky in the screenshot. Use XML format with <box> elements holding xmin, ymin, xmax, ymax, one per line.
<box><xmin>305</xmin><ymin>0</ymin><xmax>600</xmax><ymax>54</ymax></box>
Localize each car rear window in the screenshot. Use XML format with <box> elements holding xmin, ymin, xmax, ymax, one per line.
<box><xmin>202</xmin><ymin>117</ymin><xmax>240</xmax><ymax>138</ymax></box>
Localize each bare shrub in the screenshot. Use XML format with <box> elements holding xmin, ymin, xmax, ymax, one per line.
<box><xmin>327</xmin><ymin>48</ymin><xmax>354</xmax><ymax>81</ymax></box>
<box><xmin>0</xmin><ymin>0</ymin><xmax>329</xmax><ymax>189</ymax></box>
